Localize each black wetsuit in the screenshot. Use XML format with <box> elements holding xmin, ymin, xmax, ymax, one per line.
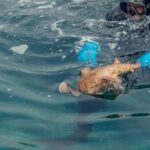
<box><xmin>105</xmin><ymin>1</ymin><xmax>150</xmax><ymax>92</ymax></box>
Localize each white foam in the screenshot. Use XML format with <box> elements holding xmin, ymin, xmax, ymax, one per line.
<box><xmin>108</xmin><ymin>43</ymin><xmax>118</xmax><ymax>50</ymax></box>
<box><xmin>35</xmin><ymin>1</ymin><xmax>47</xmax><ymax>5</ymax></box>
<box><xmin>72</xmin><ymin>0</ymin><xmax>86</xmax><ymax>4</ymax></box>
<box><xmin>47</xmin><ymin>94</ymin><xmax>52</xmax><ymax>98</ymax></box>
<box><xmin>74</xmin><ymin>35</ymin><xmax>99</xmax><ymax>53</ymax></box>
<box><xmin>38</xmin><ymin>4</ymin><xmax>54</xmax><ymax>9</ymax></box>
<box><xmin>37</xmin><ymin>2</ymin><xmax>56</xmax><ymax>9</ymax></box>
<box><xmin>10</xmin><ymin>44</ymin><xmax>28</xmax><ymax>55</ymax></box>
<box><xmin>0</xmin><ymin>25</ymin><xmax>4</xmax><ymax>29</ymax></box>
<box><xmin>18</xmin><ymin>0</ymin><xmax>31</xmax><ymax>2</ymax></box>
<box><xmin>51</xmin><ymin>20</ymin><xmax>64</xmax><ymax>36</ymax></box>
<box><xmin>61</xmin><ymin>55</ymin><xmax>66</xmax><ymax>60</ymax></box>
<box><xmin>7</xmin><ymin>88</ymin><xmax>12</xmax><ymax>92</ymax></box>
<box><xmin>17</xmin><ymin>0</ymin><xmax>31</xmax><ymax>5</ymax></box>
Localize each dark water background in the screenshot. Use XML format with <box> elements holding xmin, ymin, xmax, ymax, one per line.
<box><xmin>0</xmin><ymin>0</ymin><xmax>150</xmax><ymax>150</ymax></box>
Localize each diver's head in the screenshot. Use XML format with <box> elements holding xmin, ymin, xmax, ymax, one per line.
<box><xmin>120</xmin><ymin>0</ymin><xmax>146</xmax><ymax>20</ymax></box>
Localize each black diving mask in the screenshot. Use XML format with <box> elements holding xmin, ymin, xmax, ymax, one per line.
<box><xmin>127</xmin><ymin>3</ymin><xmax>146</xmax><ymax>17</ymax></box>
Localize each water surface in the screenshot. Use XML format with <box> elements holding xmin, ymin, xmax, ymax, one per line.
<box><xmin>0</xmin><ymin>0</ymin><xmax>150</xmax><ymax>150</ymax></box>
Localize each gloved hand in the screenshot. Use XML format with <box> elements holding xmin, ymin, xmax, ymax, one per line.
<box><xmin>137</xmin><ymin>52</ymin><xmax>150</xmax><ymax>69</ymax></box>
<box><xmin>77</xmin><ymin>41</ymin><xmax>101</xmax><ymax>67</ymax></box>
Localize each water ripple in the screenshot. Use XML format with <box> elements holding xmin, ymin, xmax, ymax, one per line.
<box><xmin>0</xmin><ymin>0</ymin><xmax>150</xmax><ymax>150</ymax></box>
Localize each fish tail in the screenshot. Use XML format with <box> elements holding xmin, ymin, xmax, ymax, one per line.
<box><xmin>116</xmin><ymin>63</ymin><xmax>140</xmax><ymax>76</ymax></box>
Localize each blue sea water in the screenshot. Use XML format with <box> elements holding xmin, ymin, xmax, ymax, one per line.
<box><xmin>0</xmin><ymin>0</ymin><xmax>150</xmax><ymax>150</ymax></box>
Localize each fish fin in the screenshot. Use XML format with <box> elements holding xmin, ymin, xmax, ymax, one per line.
<box><xmin>80</xmin><ymin>67</ymin><xmax>91</xmax><ymax>76</ymax></box>
<box><xmin>101</xmin><ymin>76</ymin><xmax>115</xmax><ymax>81</ymax></box>
<box><xmin>114</xmin><ymin>58</ymin><xmax>121</xmax><ymax>64</ymax></box>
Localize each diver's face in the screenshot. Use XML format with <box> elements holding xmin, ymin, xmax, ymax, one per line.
<box><xmin>126</xmin><ymin>2</ymin><xmax>145</xmax><ymax>20</ymax></box>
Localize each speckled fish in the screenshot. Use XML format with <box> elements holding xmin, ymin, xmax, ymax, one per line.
<box><xmin>77</xmin><ymin>59</ymin><xmax>140</xmax><ymax>95</ymax></box>
<box><xmin>59</xmin><ymin>59</ymin><xmax>141</xmax><ymax>96</ymax></box>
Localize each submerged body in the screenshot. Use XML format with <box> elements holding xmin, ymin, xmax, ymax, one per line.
<box><xmin>59</xmin><ymin>60</ymin><xmax>140</xmax><ymax>96</ymax></box>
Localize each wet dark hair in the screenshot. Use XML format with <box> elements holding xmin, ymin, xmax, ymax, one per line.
<box><xmin>120</xmin><ymin>2</ymin><xmax>128</xmax><ymax>13</ymax></box>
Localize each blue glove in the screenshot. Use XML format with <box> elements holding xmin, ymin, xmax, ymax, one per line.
<box><xmin>137</xmin><ymin>52</ymin><xmax>150</xmax><ymax>69</ymax></box>
<box><xmin>77</xmin><ymin>41</ymin><xmax>101</xmax><ymax>67</ymax></box>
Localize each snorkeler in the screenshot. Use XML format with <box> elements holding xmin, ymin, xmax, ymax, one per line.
<box><xmin>59</xmin><ymin>41</ymin><xmax>150</xmax><ymax>98</ymax></box>
<box><xmin>106</xmin><ymin>0</ymin><xmax>150</xmax><ymax>21</ymax></box>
